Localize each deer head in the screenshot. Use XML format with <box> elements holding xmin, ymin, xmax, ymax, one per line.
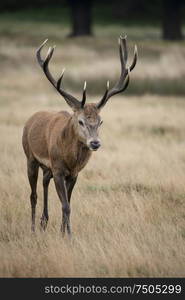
<box><xmin>36</xmin><ymin>36</ymin><xmax>137</xmax><ymax>151</ymax></box>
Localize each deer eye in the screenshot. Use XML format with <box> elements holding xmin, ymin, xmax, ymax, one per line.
<box><xmin>100</xmin><ymin>120</ymin><xmax>103</xmax><ymax>126</ymax></box>
<box><xmin>78</xmin><ymin>120</ymin><xmax>84</xmax><ymax>126</ymax></box>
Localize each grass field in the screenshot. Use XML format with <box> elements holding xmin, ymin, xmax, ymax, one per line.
<box><xmin>0</xmin><ymin>11</ymin><xmax>185</xmax><ymax>277</ymax></box>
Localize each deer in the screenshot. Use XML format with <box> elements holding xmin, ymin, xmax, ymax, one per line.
<box><xmin>22</xmin><ymin>36</ymin><xmax>137</xmax><ymax>237</ymax></box>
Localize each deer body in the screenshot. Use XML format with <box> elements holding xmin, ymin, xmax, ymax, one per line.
<box><xmin>23</xmin><ymin>110</ymin><xmax>92</xmax><ymax>175</ymax></box>
<box><xmin>22</xmin><ymin>36</ymin><xmax>137</xmax><ymax>236</ymax></box>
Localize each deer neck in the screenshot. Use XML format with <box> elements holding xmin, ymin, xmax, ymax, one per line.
<box><xmin>59</xmin><ymin>117</ymin><xmax>92</xmax><ymax>175</ymax></box>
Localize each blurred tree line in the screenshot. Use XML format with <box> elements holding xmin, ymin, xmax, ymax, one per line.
<box><xmin>0</xmin><ymin>0</ymin><xmax>184</xmax><ymax>40</ymax></box>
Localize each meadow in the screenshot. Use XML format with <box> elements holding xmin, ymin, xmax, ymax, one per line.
<box><xmin>0</xmin><ymin>10</ymin><xmax>185</xmax><ymax>277</ymax></box>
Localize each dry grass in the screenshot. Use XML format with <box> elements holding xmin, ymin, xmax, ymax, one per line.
<box><xmin>0</xmin><ymin>19</ymin><xmax>185</xmax><ymax>277</ymax></box>
<box><xmin>1</xmin><ymin>93</ymin><xmax>185</xmax><ymax>277</ymax></box>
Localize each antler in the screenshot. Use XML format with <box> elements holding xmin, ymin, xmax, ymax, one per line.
<box><xmin>96</xmin><ymin>35</ymin><xmax>138</xmax><ymax>109</ymax></box>
<box><xmin>36</xmin><ymin>39</ymin><xmax>86</xmax><ymax>109</ymax></box>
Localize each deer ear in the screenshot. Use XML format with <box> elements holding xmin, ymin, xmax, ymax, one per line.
<box><xmin>70</xmin><ymin>106</ymin><xmax>81</xmax><ymax>112</ymax></box>
<box><xmin>63</xmin><ymin>98</ymin><xmax>81</xmax><ymax>112</ymax></box>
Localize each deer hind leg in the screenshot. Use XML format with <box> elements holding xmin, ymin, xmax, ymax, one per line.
<box><xmin>40</xmin><ymin>168</ymin><xmax>52</xmax><ymax>231</ymax></box>
<box><xmin>27</xmin><ymin>158</ymin><xmax>39</xmax><ymax>232</ymax></box>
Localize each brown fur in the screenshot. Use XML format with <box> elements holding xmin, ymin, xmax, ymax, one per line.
<box><xmin>22</xmin><ymin>103</ymin><xmax>102</xmax><ymax>235</ymax></box>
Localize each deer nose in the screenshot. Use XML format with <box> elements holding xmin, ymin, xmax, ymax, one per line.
<box><xmin>90</xmin><ymin>140</ymin><xmax>101</xmax><ymax>150</ymax></box>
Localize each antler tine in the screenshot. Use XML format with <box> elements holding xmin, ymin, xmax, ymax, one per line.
<box><xmin>36</xmin><ymin>41</ymin><xmax>58</xmax><ymax>89</ymax></box>
<box><xmin>36</xmin><ymin>40</ymin><xmax>81</xmax><ymax>109</ymax></box>
<box><xmin>97</xmin><ymin>36</ymin><xmax>137</xmax><ymax>109</ymax></box>
<box><xmin>114</xmin><ymin>35</ymin><xmax>128</xmax><ymax>88</ymax></box>
<box><xmin>42</xmin><ymin>46</ymin><xmax>57</xmax><ymax>87</ymax></box>
<box><xmin>130</xmin><ymin>45</ymin><xmax>138</xmax><ymax>71</ymax></box>
<box><xmin>36</xmin><ymin>39</ymin><xmax>48</xmax><ymax>67</ymax></box>
<box><xmin>57</xmin><ymin>68</ymin><xmax>65</xmax><ymax>90</ymax></box>
<box><xmin>44</xmin><ymin>46</ymin><xmax>55</xmax><ymax>66</ymax></box>
<box><xmin>81</xmin><ymin>81</ymin><xmax>87</xmax><ymax>108</ymax></box>
<box><xmin>122</xmin><ymin>35</ymin><xmax>128</xmax><ymax>63</ymax></box>
<box><xmin>119</xmin><ymin>35</ymin><xmax>128</xmax><ymax>72</ymax></box>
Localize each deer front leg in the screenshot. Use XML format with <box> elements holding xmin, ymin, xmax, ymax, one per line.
<box><xmin>27</xmin><ymin>159</ymin><xmax>39</xmax><ymax>232</ymax></box>
<box><xmin>40</xmin><ymin>168</ymin><xmax>52</xmax><ymax>231</ymax></box>
<box><xmin>53</xmin><ymin>172</ymin><xmax>71</xmax><ymax>237</ymax></box>
<box><xmin>66</xmin><ymin>175</ymin><xmax>77</xmax><ymax>204</ymax></box>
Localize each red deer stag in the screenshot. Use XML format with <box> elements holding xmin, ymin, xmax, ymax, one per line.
<box><xmin>22</xmin><ymin>36</ymin><xmax>137</xmax><ymax>236</ymax></box>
